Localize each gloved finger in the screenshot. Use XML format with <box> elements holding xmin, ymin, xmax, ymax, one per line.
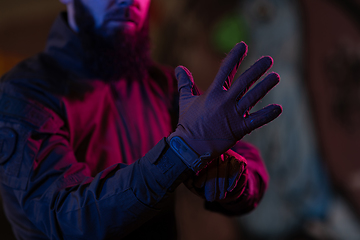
<box><xmin>223</xmin><ymin>43</ymin><xmax>248</xmax><ymax>91</ymax></box>
<box><xmin>193</xmin><ymin>168</ymin><xmax>208</xmax><ymax>189</ymax></box>
<box><xmin>192</xmin><ymin>84</ymin><xmax>202</xmax><ymax>96</ymax></box>
<box><xmin>175</xmin><ymin>66</ymin><xmax>195</xmax><ymax>99</ymax></box>
<box><xmin>229</xmin><ymin>168</ymin><xmax>248</xmax><ymax>198</ymax></box>
<box><xmin>244</xmin><ymin>104</ymin><xmax>282</xmax><ymax>131</ymax></box>
<box><xmin>203</xmin><ymin>158</ymin><xmax>219</xmax><ymax>202</ymax></box>
<box><xmin>229</xmin><ymin>56</ymin><xmax>273</xmax><ymax>100</ymax></box>
<box><xmin>237</xmin><ymin>72</ymin><xmax>280</xmax><ymax>113</ymax></box>
<box><xmin>217</xmin><ymin>156</ymin><xmax>229</xmax><ymax>200</ymax></box>
<box><xmin>237</xmin><ymin>170</ymin><xmax>248</xmax><ymax>193</ymax></box>
<box><xmin>205</xmin><ymin>177</ymin><xmax>220</xmax><ymax>202</ymax></box>
<box><xmin>209</xmin><ymin>42</ymin><xmax>247</xmax><ymax>92</ymax></box>
<box><xmin>226</xmin><ymin>156</ymin><xmax>245</xmax><ymax>192</ymax></box>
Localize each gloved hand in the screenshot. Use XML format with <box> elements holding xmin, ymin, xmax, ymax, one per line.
<box><xmin>184</xmin><ymin>149</ymin><xmax>248</xmax><ymax>203</ymax></box>
<box><xmin>168</xmin><ymin>42</ymin><xmax>282</xmax><ymax>172</ymax></box>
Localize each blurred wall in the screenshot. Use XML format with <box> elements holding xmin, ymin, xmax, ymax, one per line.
<box><xmin>0</xmin><ymin>1</ymin><xmax>65</xmax><ymax>74</ymax></box>
<box><xmin>302</xmin><ymin>0</ymin><xmax>360</xmax><ymax>216</ymax></box>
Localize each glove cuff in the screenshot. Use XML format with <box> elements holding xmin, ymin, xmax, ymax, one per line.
<box><xmin>168</xmin><ymin>136</ymin><xmax>210</xmax><ymax>173</ymax></box>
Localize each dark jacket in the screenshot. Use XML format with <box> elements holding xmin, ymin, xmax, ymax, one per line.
<box><xmin>0</xmin><ymin>13</ymin><xmax>268</xmax><ymax>239</ymax></box>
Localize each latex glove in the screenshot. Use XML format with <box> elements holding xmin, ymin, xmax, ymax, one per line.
<box><xmin>168</xmin><ymin>42</ymin><xmax>282</xmax><ymax>172</ymax></box>
<box><xmin>184</xmin><ymin>149</ymin><xmax>248</xmax><ymax>203</ymax></box>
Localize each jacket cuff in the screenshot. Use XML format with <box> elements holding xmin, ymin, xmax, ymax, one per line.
<box><xmin>146</xmin><ymin>137</ymin><xmax>193</xmax><ymax>192</ymax></box>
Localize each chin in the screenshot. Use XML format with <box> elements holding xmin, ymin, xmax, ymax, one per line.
<box><xmin>105</xmin><ymin>21</ymin><xmax>139</xmax><ymax>37</ymax></box>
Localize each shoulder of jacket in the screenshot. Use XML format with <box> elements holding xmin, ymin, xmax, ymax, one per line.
<box><xmin>0</xmin><ymin>53</ymin><xmax>68</xmax><ymax>123</ymax></box>
<box><xmin>0</xmin><ymin>92</ymin><xmax>64</xmax><ymax>133</ymax></box>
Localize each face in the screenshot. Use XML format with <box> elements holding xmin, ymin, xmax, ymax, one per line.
<box><xmin>60</xmin><ymin>0</ymin><xmax>152</xmax><ymax>81</ymax></box>
<box><xmin>65</xmin><ymin>0</ymin><xmax>151</xmax><ymax>36</ymax></box>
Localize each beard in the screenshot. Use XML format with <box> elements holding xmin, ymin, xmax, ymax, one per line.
<box><xmin>73</xmin><ymin>0</ymin><xmax>151</xmax><ymax>82</ymax></box>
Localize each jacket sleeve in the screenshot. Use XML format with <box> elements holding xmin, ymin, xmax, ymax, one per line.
<box><xmin>0</xmin><ymin>94</ymin><xmax>190</xmax><ymax>239</ymax></box>
<box><xmin>205</xmin><ymin>141</ymin><xmax>269</xmax><ymax>216</ymax></box>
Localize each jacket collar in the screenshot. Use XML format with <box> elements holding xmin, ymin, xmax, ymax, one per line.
<box><xmin>44</xmin><ymin>12</ymin><xmax>91</xmax><ymax>79</ymax></box>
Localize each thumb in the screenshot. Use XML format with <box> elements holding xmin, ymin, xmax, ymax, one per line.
<box><xmin>175</xmin><ymin>66</ymin><xmax>195</xmax><ymax>99</ymax></box>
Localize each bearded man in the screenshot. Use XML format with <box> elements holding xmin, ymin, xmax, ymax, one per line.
<box><xmin>0</xmin><ymin>0</ymin><xmax>282</xmax><ymax>239</ymax></box>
